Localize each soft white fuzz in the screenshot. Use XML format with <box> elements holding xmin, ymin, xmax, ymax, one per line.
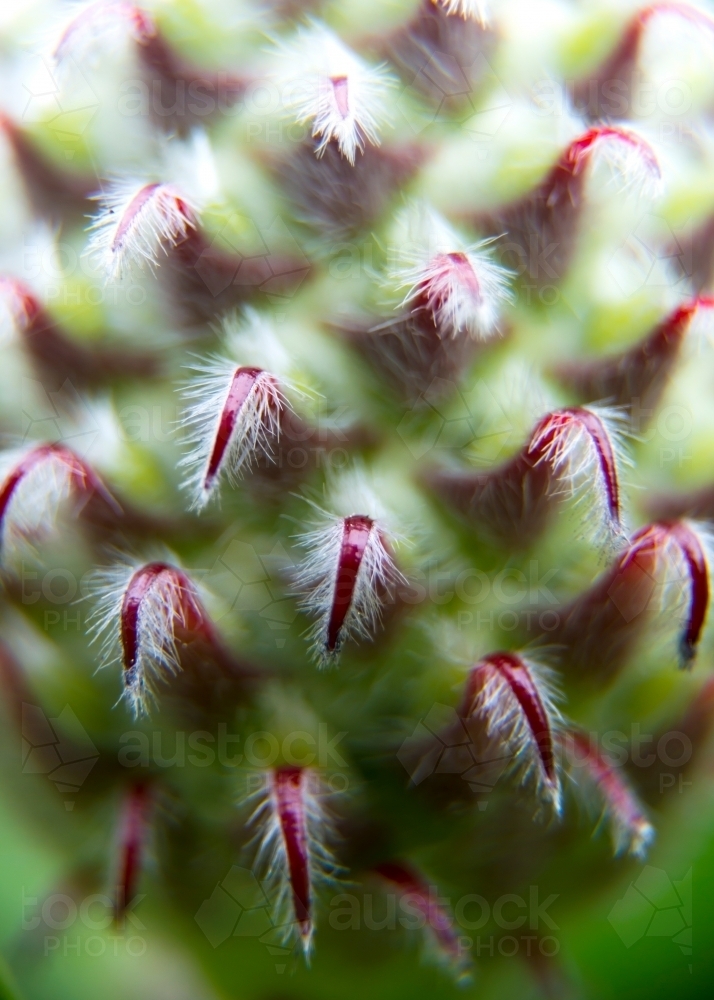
<box><xmin>179</xmin><ymin>311</ymin><xmax>293</xmax><ymax>510</ymax></box>
<box><xmin>85</xmin><ymin>180</ymin><xmax>197</xmax><ymax>281</ymax></box>
<box><xmin>274</xmin><ymin>23</ymin><xmax>395</xmax><ymax>164</ymax></box>
<box><xmin>87</xmin><ymin>558</ymin><xmax>205</xmax><ymax>717</ymax></box>
<box><xmin>386</xmin><ymin>203</ymin><xmax>512</xmax><ymax>340</ymax></box>
<box><xmin>292</xmin><ymin>469</ymin><xmax>405</xmax><ymax>666</ymax></box>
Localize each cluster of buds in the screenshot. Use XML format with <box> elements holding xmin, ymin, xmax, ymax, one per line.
<box><xmin>4</xmin><ymin>0</ymin><xmax>714</xmax><ymax>984</ymax></box>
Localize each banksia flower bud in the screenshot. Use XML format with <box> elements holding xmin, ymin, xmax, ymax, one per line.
<box><xmin>52</xmin><ymin>0</ymin><xmax>155</xmax><ymax>68</ymax></box>
<box><xmin>549</xmin><ymin>520</ymin><xmax>712</xmax><ymax>677</ymax></box>
<box><xmin>180</xmin><ymin>311</ymin><xmax>292</xmax><ymax>510</ymax></box>
<box><xmin>428</xmin><ymin>405</ymin><xmax>627</xmax><ymax>550</ymax></box>
<box><xmin>461</xmin><ymin>651</ymin><xmax>563</xmax><ymax>814</ymax></box>
<box><xmin>0</xmin><ymin>443</ymin><xmax>119</xmax><ymax>571</ymax></box>
<box><xmin>293</xmin><ymin>471</ymin><xmax>406</xmax><ymax>665</ymax></box>
<box><xmin>373</xmin><ymin>860</ymin><xmax>471</xmax><ymax>981</ymax></box>
<box><xmin>247</xmin><ymin>765</ymin><xmax>338</xmax><ymax>956</ymax></box>
<box><xmin>386</xmin><ymin>203</ymin><xmax>512</xmax><ymax>342</ymax></box>
<box><xmin>86</xmin><ymin>180</ymin><xmax>198</xmax><ymax>282</ymax></box>
<box><xmin>0</xmin><ymin>275</ymin><xmax>157</xmax><ymax>388</ymax></box>
<box><xmin>556</xmin><ymin>296</ymin><xmax>714</xmax><ymax>418</ymax></box>
<box><xmin>87</xmin><ymin>557</ymin><xmax>231</xmax><ymax>716</ymax></box>
<box><xmin>345</xmin><ymin>202</ymin><xmax>512</xmax><ymax>400</ymax></box>
<box><xmin>273</xmin><ymin>23</ymin><xmax>395</xmax><ymax>164</ymax></box>
<box><xmin>563</xmin><ymin>729</ymin><xmax>654</xmax><ymax>859</ymax></box>
<box><xmin>475</xmin><ymin>125</ymin><xmax>662</xmax><ymax>286</ymax></box>
<box><xmin>113</xmin><ymin>781</ymin><xmax>151</xmax><ymax>923</ymax></box>
<box><xmin>570</xmin><ymin>3</ymin><xmax>714</xmax><ymax>121</ymax></box>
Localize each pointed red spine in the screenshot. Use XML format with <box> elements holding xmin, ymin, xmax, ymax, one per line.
<box><xmin>273</xmin><ymin>766</ymin><xmax>313</xmax><ymax>947</ymax></box>
<box><xmin>374</xmin><ymin>860</ymin><xmax>469</xmax><ymax>977</ymax></box>
<box><xmin>115</xmin><ymin>782</ymin><xmax>151</xmax><ymax>923</ymax></box>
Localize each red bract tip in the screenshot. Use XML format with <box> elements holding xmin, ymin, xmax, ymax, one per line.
<box><xmin>626</xmin><ymin>522</ymin><xmax>710</xmax><ymax>668</ymax></box>
<box><xmin>564</xmin><ymin>729</ymin><xmax>654</xmax><ymax>858</ymax></box>
<box><xmin>86</xmin><ymin>180</ymin><xmax>197</xmax><ymax>281</ymax></box>
<box><xmin>88</xmin><ymin>559</ymin><xmax>226</xmax><ymax>715</ymax></box>
<box><xmin>180</xmin><ymin>361</ymin><xmax>287</xmax><ymax>510</ymax></box>
<box><xmin>544</xmin><ymin>520</ymin><xmax>711</xmax><ymax>679</ymax></box>
<box><xmin>556</xmin><ymin>296</ymin><xmax>714</xmax><ymax>415</ymax></box>
<box><xmin>474</xmin><ymin>126</ymin><xmax>660</xmax><ymax>287</ymax></box>
<box><xmin>248</xmin><ymin>766</ymin><xmax>339</xmax><ymax>957</ymax></box>
<box><xmin>560</xmin><ymin>127</ymin><xmax>661</xmax><ymax>189</ymax></box>
<box><xmin>0</xmin><ymin>443</ymin><xmax>119</xmax><ymax>571</ymax></box>
<box><xmin>273</xmin><ymin>767</ymin><xmax>313</xmax><ymax>947</ymax></box>
<box><xmin>428</xmin><ymin>405</ymin><xmax>627</xmax><ymax>550</ymax></box>
<box><xmin>53</xmin><ymin>2</ymin><xmax>246</xmax><ymax>133</ymax></box>
<box><xmin>0</xmin><ymin>276</ymin><xmax>41</xmax><ymax>331</ymax></box>
<box><xmin>570</xmin><ymin>3</ymin><xmax>714</xmax><ymax>120</ymax></box>
<box><xmin>386</xmin><ymin>204</ymin><xmax>512</xmax><ymax>342</ymax></box>
<box><xmin>53</xmin><ymin>1</ymin><xmax>155</xmax><ymax>66</ymax></box>
<box><xmin>294</xmin><ymin>504</ymin><xmax>405</xmax><ymax>666</ymax></box>
<box><xmin>374</xmin><ymin>861</ymin><xmax>471</xmax><ymax>981</ymax></box>
<box><xmin>114</xmin><ymin>782</ymin><xmax>151</xmax><ymax>924</ymax></box>
<box><xmin>528</xmin><ymin>407</ymin><xmax>623</xmax><ymax>535</ymax></box>
<box><xmin>462</xmin><ymin>651</ymin><xmax>563</xmax><ymax>814</ymax></box>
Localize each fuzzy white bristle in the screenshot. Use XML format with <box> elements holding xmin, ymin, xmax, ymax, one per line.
<box><xmin>220</xmin><ymin>309</ymin><xmax>293</xmax><ymax>374</ymax></box>
<box><xmin>434</xmin><ymin>0</ymin><xmax>491</xmax><ymax>25</ymax></box>
<box><xmin>293</xmin><ymin>470</ymin><xmax>406</xmax><ymax>666</ymax></box>
<box><xmin>179</xmin><ymin>312</ymin><xmax>294</xmax><ymax>511</ymax></box>
<box><xmin>465</xmin><ymin>653</ymin><xmax>564</xmax><ymax>815</ymax></box>
<box><xmin>244</xmin><ymin>767</ymin><xmax>339</xmax><ymax>956</ymax></box>
<box><xmin>0</xmin><ymin>446</ymin><xmax>80</xmax><ymax>570</ymax></box>
<box><xmin>528</xmin><ymin>405</ymin><xmax>630</xmax><ymax>548</ymax></box>
<box><xmin>86</xmin><ymin>558</ymin><xmax>206</xmax><ymax>717</ymax></box>
<box><xmin>651</xmin><ymin>519</ymin><xmax>713</xmax><ymax>645</ymax></box>
<box><xmin>52</xmin><ymin>0</ymin><xmax>154</xmax><ymax>67</ymax></box>
<box><xmin>607</xmin><ymin>801</ymin><xmax>655</xmax><ymax>860</ymax></box>
<box><xmin>583</xmin><ymin>127</ymin><xmax>663</xmax><ymax>200</ymax></box>
<box><xmin>686</xmin><ymin>297</ymin><xmax>714</xmax><ymax>342</ymax></box>
<box><xmin>386</xmin><ymin>204</ymin><xmax>512</xmax><ymax>340</ymax></box>
<box><xmin>85</xmin><ymin>180</ymin><xmax>197</xmax><ymax>282</ymax></box>
<box><xmin>274</xmin><ymin>23</ymin><xmax>395</xmax><ymax>164</ymax></box>
<box><xmin>564</xmin><ymin>731</ymin><xmax>655</xmax><ymax>859</ymax></box>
